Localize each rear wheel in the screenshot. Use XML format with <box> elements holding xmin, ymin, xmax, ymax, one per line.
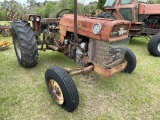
<box><xmin>148</xmin><ymin>37</ymin><xmax>155</xmax><ymax>56</ymax></box>
<box><xmin>11</xmin><ymin>20</ymin><xmax>38</xmax><ymax>67</ymax></box>
<box><xmin>45</xmin><ymin>66</ymin><xmax>79</xmax><ymax>112</ymax></box>
<box><xmin>148</xmin><ymin>33</ymin><xmax>160</xmax><ymax>56</ymax></box>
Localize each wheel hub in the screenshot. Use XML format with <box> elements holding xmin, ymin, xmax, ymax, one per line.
<box><xmin>52</xmin><ymin>89</ymin><xmax>57</xmax><ymax>94</ymax></box>
<box><xmin>49</xmin><ymin>79</ymin><xmax>64</xmax><ymax>105</ymax></box>
<box><xmin>158</xmin><ymin>43</ymin><xmax>160</xmax><ymax>52</ymax></box>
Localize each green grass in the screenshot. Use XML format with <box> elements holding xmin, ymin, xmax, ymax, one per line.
<box><xmin>0</xmin><ymin>21</ymin><xmax>11</xmax><ymax>25</ymax></box>
<box><xmin>1</xmin><ymin>27</ymin><xmax>160</xmax><ymax>119</ymax></box>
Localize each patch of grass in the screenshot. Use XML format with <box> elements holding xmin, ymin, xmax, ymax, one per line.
<box><xmin>0</xmin><ymin>26</ymin><xmax>160</xmax><ymax>119</ymax></box>
<box><xmin>0</xmin><ymin>21</ymin><xmax>11</xmax><ymax>25</ymax></box>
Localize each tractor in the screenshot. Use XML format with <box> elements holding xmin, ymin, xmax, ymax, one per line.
<box><xmin>6</xmin><ymin>1</ymin><xmax>136</xmax><ymax>112</ymax></box>
<box><xmin>100</xmin><ymin>0</ymin><xmax>160</xmax><ymax>56</ymax></box>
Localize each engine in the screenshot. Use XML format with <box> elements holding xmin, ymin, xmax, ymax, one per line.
<box><xmin>143</xmin><ymin>15</ymin><xmax>160</xmax><ymax>29</ymax></box>
<box><xmin>63</xmin><ymin>34</ymin><xmax>89</xmax><ymax>66</ymax></box>
<box><xmin>63</xmin><ymin>33</ymin><xmax>129</xmax><ymax>69</ymax></box>
<box><xmin>88</xmin><ymin>38</ymin><xmax>128</xmax><ymax>68</ymax></box>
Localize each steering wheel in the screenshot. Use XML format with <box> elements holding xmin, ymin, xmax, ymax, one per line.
<box><xmin>56</xmin><ymin>9</ymin><xmax>73</xmax><ymax>21</ymax></box>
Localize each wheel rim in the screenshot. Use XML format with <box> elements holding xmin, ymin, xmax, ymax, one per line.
<box><xmin>49</xmin><ymin>79</ymin><xmax>64</xmax><ymax>105</ymax></box>
<box><xmin>158</xmin><ymin>43</ymin><xmax>160</xmax><ymax>52</ymax></box>
<box><xmin>15</xmin><ymin>39</ymin><xmax>21</xmax><ymax>59</ymax></box>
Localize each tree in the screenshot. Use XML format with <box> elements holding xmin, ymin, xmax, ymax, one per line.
<box><xmin>97</xmin><ymin>0</ymin><xmax>105</xmax><ymax>10</ymax></box>
<box><xmin>78</xmin><ymin>3</ymin><xmax>89</xmax><ymax>14</ymax></box>
<box><xmin>58</xmin><ymin>0</ymin><xmax>68</xmax><ymax>10</ymax></box>
<box><xmin>44</xmin><ymin>1</ymin><xmax>54</xmax><ymax>17</ymax></box>
<box><xmin>89</xmin><ymin>1</ymin><xmax>98</xmax><ymax>12</ymax></box>
<box><xmin>0</xmin><ymin>8</ymin><xmax>7</xmax><ymax>20</ymax></box>
<box><xmin>0</xmin><ymin>0</ymin><xmax>91</xmax><ymax>20</ymax></box>
<box><xmin>67</xmin><ymin>0</ymin><xmax>74</xmax><ymax>11</ymax></box>
<box><xmin>27</xmin><ymin>0</ymin><xmax>37</xmax><ymax>10</ymax></box>
<box><xmin>148</xmin><ymin>0</ymin><xmax>160</xmax><ymax>4</ymax></box>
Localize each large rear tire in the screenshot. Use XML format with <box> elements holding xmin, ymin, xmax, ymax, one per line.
<box><xmin>45</xmin><ymin>66</ymin><xmax>79</xmax><ymax>112</ymax></box>
<box><xmin>11</xmin><ymin>20</ymin><xmax>38</xmax><ymax>67</ymax></box>
<box><xmin>148</xmin><ymin>33</ymin><xmax>160</xmax><ymax>56</ymax></box>
<box><xmin>148</xmin><ymin>37</ymin><xmax>155</xmax><ymax>56</ymax></box>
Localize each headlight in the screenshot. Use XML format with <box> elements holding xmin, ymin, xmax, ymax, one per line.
<box><xmin>36</xmin><ymin>16</ymin><xmax>40</xmax><ymax>21</ymax></box>
<box><xmin>29</xmin><ymin>16</ymin><xmax>34</xmax><ymax>21</ymax></box>
<box><xmin>92</xmin><ymin>23</ymin><xmax>102</xmax><ymax>34</ymax></box>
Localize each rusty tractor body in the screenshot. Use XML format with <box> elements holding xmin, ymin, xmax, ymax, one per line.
<box><xmin>7</xmin><ymin>1</ymin><xmax>136</xmax><ymax>112</ymax></box>
<box><xmin>59</xmin><ymin>14</ymin><xmax>132</xmax><ymax>77</ymax></box>
<box><xmin>102</xmin><ymin>0</ymin><xmax>160</xmax><ymax>56</ymax></box>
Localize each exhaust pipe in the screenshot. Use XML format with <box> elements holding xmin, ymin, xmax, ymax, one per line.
<box><xmin>74</xmin><ymin>0</ymin><xmax>78</xmax><ymax>42</ymax></box>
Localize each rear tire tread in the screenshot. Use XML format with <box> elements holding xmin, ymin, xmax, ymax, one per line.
<box><xmin>148</xmin><ymin>32</ymin><xmax>160</xmax><ymax>56</ymax></box>
<box><xmin>11</xmin><ymin>20</ymin><xmax>38</xmax><ymax>67</ymax></box>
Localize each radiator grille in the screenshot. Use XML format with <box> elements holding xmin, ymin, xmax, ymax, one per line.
<box><xmin>88</xmin><ymin>38</ymin><xmax>129</xmax><ymax>68</ymax></box>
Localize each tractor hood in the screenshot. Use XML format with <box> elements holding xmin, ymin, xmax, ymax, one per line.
<box><xmin>139</xmin><ymin>3</ymin><xmax>160</xmax><ymax>15</ymax></box>
<box><xmin>59</xmin><ymin>14</ymin><xmax>130</xmax><ymax>42</ymax></box>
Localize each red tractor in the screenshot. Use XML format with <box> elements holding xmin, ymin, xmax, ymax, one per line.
<box><xmin>100</xmin><ymin>0</ymin><xmax>160</xmax><ymax>56</ymax></box>
<box><xmin>7</xmin><ymin>1</ymin><xmax>136</xmax><ymax>112</ymax></box>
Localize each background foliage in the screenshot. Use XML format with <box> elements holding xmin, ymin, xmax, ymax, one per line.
<box><xmin>0</xmin><ymin>0</ymin><xmax>159</xmax><ymax>21</ymax></box>
<box><xmin>0</xmin><ymin>0</ymin><xmax>98</xmax><ymax>20</ymax></box>
<box><xmin>148</xmin><ymin>0</ymin><xmax>160</xmax><ymax>3</ymax></box>
<box><xmin>97</xmin><ymin>0</ymin><xmax>106</xmax><ymax>10</ymax></box>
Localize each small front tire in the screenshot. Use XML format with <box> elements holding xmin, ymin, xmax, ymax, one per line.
<box><xmin>116</xmin><ymin>47</ymin><xmax>136</xmax><ymax>73</ymax></box>
<box><xmin>45</xmin><ymin>66</ymin><xmax>79</xmax><ymax>112</ymax></box>
<box><xmin>123</xmin><ymin>48</ymin><xmax>136</xmax><ymax>73</ymax></box>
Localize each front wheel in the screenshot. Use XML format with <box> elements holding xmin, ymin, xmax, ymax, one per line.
<box><xmin>45</xmin><ymin>66</ymin><xmax>79</xmax><ymax>112</ymax></box>
<box><xmin>116</xmin><ymin>47</ymin><xmax>136</xmax><ymax>73</ymax></box>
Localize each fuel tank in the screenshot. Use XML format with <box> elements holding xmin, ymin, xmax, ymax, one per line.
<box><xmin>59</xmin><ymin>14</ymin><xmax>130</xmax><ymax>42</ymax></box>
